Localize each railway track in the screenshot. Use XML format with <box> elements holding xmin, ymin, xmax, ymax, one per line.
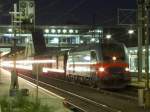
<box><xmin>17</xmin><ymin>72</ymin><xmax>148</xmax><ymax>112</ymax></box>
<box><xmin>18</xmin><ymin>73</ymin><xmax>121</xmax><ymax>112</ymax></box>
<box><xmin>40</xmin><ymin>75</ymin><xmax>138</xmax><ymax>101</ymax></box>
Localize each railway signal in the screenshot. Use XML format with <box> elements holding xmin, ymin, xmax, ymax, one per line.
<box><xmin>19</xmin><ymin>0</ymin><xmax>35</xmax><ymax>24</ymax></box>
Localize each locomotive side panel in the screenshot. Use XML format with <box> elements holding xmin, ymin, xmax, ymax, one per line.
<box><xmin>67</xmin><ymin>51</ymin><xmax>92</xmax><ymax>77</ymax></box>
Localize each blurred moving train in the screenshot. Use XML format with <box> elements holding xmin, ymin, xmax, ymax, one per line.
<box><xmin>42</xmin><ymin>40</ymin><xmax>130</xmax><ymax>88</ymax></box>
<box><xmin>2</xmin><ymin>40</ymin><xmax>130</xmax><ymax>89</ymax></box>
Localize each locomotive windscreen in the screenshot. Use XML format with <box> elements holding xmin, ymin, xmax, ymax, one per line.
<box><xmin>101</xmin><ymin>43</ymin><xmax>125</xmax><ymax>61</ymax></box>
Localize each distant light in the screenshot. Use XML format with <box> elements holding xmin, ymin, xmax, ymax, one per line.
<box><xmin>129</xmin><ymin>50</ymin><xmax>133</xmax><ymax>53</ymax></box>
<box><xmin>91</xmin><ymin>38</ymin><xmax>95</xmax><ymax>42</ymax></box>
<box><xmin>106</xmin><ymin>34</ymin><xmax>111</xmax><ymax>39</ymax></box>
<box><xmin>63</xmin><ymin>29</ymin><xmax>67</xmax><ymax>33</ymax></box>
<box><xmin>8</xmin><ymin>28</ymin><xmax>13</xmax><ymax>33</ymax></box>
<box><xmin>75</xmin><ymin>30</ymin><xmax>78</xmax><ymax>33</ymax></box>
<box><xmin>80</xmin><ymin>40</ymin><xmax>84</xmax><ymax>43</ymax></box>
<box><xmin>128</xmin><ymin>29</ymin><xmax>134</xmax><ymax>34</ymax></box>
<box><xmin>96</xmin><ymin>40</ymin><xmax>99</xmax><ymax>43</ymax></box>
<box><xmin>51</xmin><ymin>29</ymin><xmax>56</xmax><ymax>33</ymax></box>
<box><xmin>134</xmin><ymin>50</ymin><xmax>137</xmax><ymax>53</ymax></box>
<box><xmin>57</xmin><ymin>29</ymin><xmax>61</xmax><ymax>33</ymax></box>
<box><xmin>143</xmin><ymin>49</ymin><xmax>146</xmax><ymax>52</ymax></box>
<box><xmin>69</xmin><ymin>29</ymin><xmax>74</xmax><ymax>33</ymax></box>
<box><xmin>45</xmin><ymin>29</ymin><xmax>49</xmax><ymax>33</ymax></box>
<box><xmin>97</xmin><ymin>30</ymin><xmax>102</xmax><ymax>33</ymax></box>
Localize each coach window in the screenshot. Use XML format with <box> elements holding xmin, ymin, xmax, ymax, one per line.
<box><xmin>91</xmin><ymin>51</ymin><xmax>97</xmax><ymax>62</ymax></box>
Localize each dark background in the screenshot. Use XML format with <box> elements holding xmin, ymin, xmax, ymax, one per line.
<box><xmin>0</xmin><ymin>0</ymin><xmax>136</xmax><ymax>25</ymax></box>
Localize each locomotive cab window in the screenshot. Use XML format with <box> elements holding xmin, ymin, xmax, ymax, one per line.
<box><xmin>101</xmin><ymin>43</ymin><xmax>125</xmax><ymax>61</ymax></box>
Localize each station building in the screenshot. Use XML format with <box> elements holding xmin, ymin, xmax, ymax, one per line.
<box><xmin>0</xmin><ymin>25</ymin><xmax>103</xmax><ymax>48</ymax></box>
<box><xmin>128</xmin><ymin>47</ymin><xmax>150</xmax><ymax>73</ymax></box>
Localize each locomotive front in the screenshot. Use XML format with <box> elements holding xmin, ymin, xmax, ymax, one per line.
<box><xmin>96</xmin><ymin>43</ymin><xmax>130</xmax><ymax>88</ymax></box>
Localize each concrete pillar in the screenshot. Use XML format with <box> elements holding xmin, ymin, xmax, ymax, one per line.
<box><xmin>144</xmin><ymin>89</ymin><xmax>150</xmax><ymax>108</ymax></box>
<box><xmin>138</xmin><ymin>89</ymin><xmax>145</xmax><ymax>106</ymax></box>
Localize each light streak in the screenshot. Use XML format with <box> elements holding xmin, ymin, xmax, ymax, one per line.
<box><xmin>43</xmin><ymin>67</ymin><xmax>64</xmax><ymax>73</ymax></box>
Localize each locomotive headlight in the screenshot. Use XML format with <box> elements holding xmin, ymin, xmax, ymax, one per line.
<box><xmin>125</xmin><ymin>67</ymin><xmax>129</xmax><ymax>72</ymax></box>
<box><xmin>112</xmin><ymin>56</ymin><xmax>117</xmax><ymax>61</ymax></box>
<box><xmin>99</xmin><ymin>67</ymin><xmax>105</xmax><ymax>72</ymax></box>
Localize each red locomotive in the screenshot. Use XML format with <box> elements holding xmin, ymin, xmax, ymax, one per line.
<box><xmin>66</xmin><ymin>41</ymin><xmax>130</xmax><ymax>88</ymax></box>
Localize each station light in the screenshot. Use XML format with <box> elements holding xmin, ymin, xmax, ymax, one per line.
<box><xmin>57</xmin><ymin>29</ymin><xmax>61</xmax><ymax>33</ymax></box>
<box><xmin>44</xmin><ymin>29</ymin><xmax>49</xmax><ymax>33</ymax></box>
<box><xmin>97</xmin><ymin>29</ymin><xmax>102</xmax><ymax>33</ymax></box>
<box><xmin>63</xmin><ymin>29</ymin><xmax>67</xmax><ymax>33</ymax></box>
<box><xmin>129</xmin><ymin>50</ymin><xmax>133</xmax><ymax>53</ymax></box>
<box><xmin>69</xmin><ymin>29</ymin><xmax>74</xmax><ymax>33</ymax></box>
<box><xmin>51</xmin><ymin>29</ymin><xmax>56</xmax><ymax>33</ymax></box>
<box><xmin>91</xmin><ymin>38</ymin><xmax>95</xmax><ymax>42</ymax></box>
<box><xmin>8</xmin><ymin>28</ymin><xmax>13</xmax><ymax>33</ymax></box>
<box><xmin>75</xmin><ymin>30</ymin><xmax>78</xmax><ymax>33</ymax></box>
<box><xmin>106</xmin><ymin>34</ymin><xmax>112</xmax><ymax>39</ymax></box>
<box><xmin>80</xmin><ymin>40</ymin><xmax>84</xmax><ymax>43</ymax></box>
<box><xmin>128</xmin><ymin>29</ymin><xmax>134</xmax><ymax>34</ymax></box>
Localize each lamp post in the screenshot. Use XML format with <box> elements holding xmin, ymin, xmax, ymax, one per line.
<box><xmin>9</xmin><ymin>3</ymin><xmax>20</xmax><ymax>91</ymax></box>
<box><xmin>137</xmin><ymin>0</ymin><xmax>143</xmax><ymax>82</ymax></box>
<box><xmin>0</xmin><ymin>53</ymin><xmax>1</xmax><ymax>83</ymax></box>
<box><xmin>143</xmin><ymin>0</ymin><xmax>150</xmax><ymax>108</ymax></box>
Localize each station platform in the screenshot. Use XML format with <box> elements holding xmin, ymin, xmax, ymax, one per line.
<box><xmin>130</xmin><ymin>77</ymin><xmax>150</xmax><ymax>88</ymax></box>
<box><xmin>0</xmin><ymin>68</ymin><xmax>70</xmax><ymax>112</ymax></box>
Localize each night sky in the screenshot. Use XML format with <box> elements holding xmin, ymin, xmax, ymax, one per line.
<box><xmin>0</xmin><ymin>0</ymin><xmax>136</xmax><ymax>25</ymax></box>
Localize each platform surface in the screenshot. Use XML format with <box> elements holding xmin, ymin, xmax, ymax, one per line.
<box><xmin>0</xmin><ymin>68</ymin><xmax>70</xmax><ymax>112</ymax></box>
